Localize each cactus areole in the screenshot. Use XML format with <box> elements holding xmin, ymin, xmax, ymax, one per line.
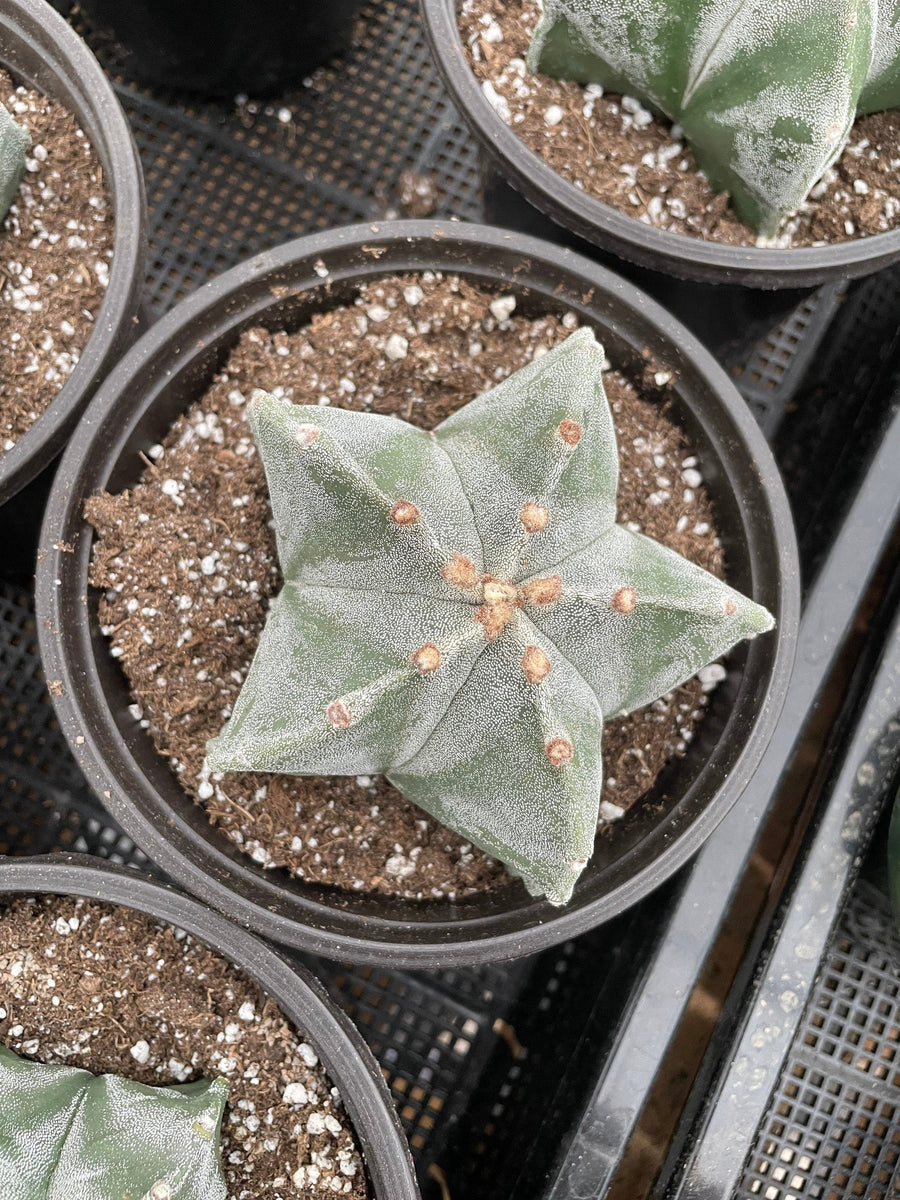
<box><xmin>0</xmin><ymin>1044</ymin><xmax>228</xmax><ymax>1199</ymax></box>
<box><xmin>207</xmin><ymin>329</ymin><xmax>774</xmax><ymax>905</ymax></box>
<box><xmin>527</xmin><ymin>0</ymin><xmax>900</xmax><ymax>238</ymax></box>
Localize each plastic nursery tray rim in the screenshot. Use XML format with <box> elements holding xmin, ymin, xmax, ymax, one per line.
<box><xmin>35</xmin><ymin>219</ymin><xmax>799</xmax><ymax>967</ymax></box>
<box><xmin>670</xmin><ymin>541</ymin><xmax>900</xmax><ymax>1200</ymax></box>
<box><xmin>0</xmin><ymin>0</ymin><xmax>147</xmax><ymax>505</ymax></box>
<box><xmin>419</xmin><ymin>0</ymin><xmax>900</xmax><ymax>288</ymax></box>
<box><xmin>0</xmin><ymin>853</ymin><xmax>419</xmax><ymax>1200</ymax></box>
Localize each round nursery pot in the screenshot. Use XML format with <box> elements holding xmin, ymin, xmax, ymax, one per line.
<box><xmin>0</xmin><ymin>854</ymin><xmax>419</xmax><ymax>1200</ymax></box>
<box><xmin>36</xmin><ymin>220</ymin><xmax>800</xmax><ymax>967</ymax></box>
<box><xmin>78</xmin><ymin>0</ymin><xmax>365</xmax><ymax>97</ymax></box>
<box><xmin>420</xmin><ymin>0</ymin><xmax>900</xmax><ymax>293</ymax></box>
<box><xmin>0</xmin><ymin>0</ymin><xmax>146</xmax><ymax>508</ymax></box>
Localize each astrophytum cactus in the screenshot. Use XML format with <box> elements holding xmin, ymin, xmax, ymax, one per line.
<box><xmin>207</xmin><ymin>327</ymin><xmax>774</xmax><ymax>905</ymax></box>
<box><xmin>0</xmin><ymin>1044</ymin><xmax>228</xmax><ymax>1200</ymax></box>
<box><xmin>0</xmin><ymin>101</ymin><xmax>28</xmax><ymax>224</ymax></box>
<box><xmin>527</xmin><ymin>0</ymin><xmax>900</xmax><ymax>238</ymax></box>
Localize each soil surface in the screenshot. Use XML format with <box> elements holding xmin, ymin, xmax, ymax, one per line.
<box><xmin>87</xmin><ymin>273</ymin><xmax>724</xmax><ymax>900</ymax></box>
<box><xmin>460</xmin><ymin>0</ymin><xmax>900</xmax><ymax>249</ymax></box>
<box><xmin>0</xmin><ymin>70</ymin><xmax>112</xmax><ymax>456</ymax></box>
<box><xmin>0</xmin><ymin>894</ymin><xmax>368</xmax><ymax>1199</ymax></box>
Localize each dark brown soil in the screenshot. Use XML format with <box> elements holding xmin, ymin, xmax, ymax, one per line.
<box><xmin>86</xmin><ymin>273</ymin><xmax>724</xmax><ymax>900</ymax></box>
<box><xmin>0</xmin><ymin>71</ymin><xmax>112</xmax><ymax>456</ymax></box>
<box><xmin>0</xmin><ymin>894</ymin><xmax>368</xmax><ymax>1199</ymax></box>
<box><xmin>460</xmin><ymin>0</ymin><xmax>900</xmax><ymax>249</ymax></box>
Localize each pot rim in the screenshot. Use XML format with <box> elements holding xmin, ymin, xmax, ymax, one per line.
<box><xmin>35</xmin><ymin>218</ymin><xmax>801</xmax><ymax>966</ymax></box>
<box><xmin>0</xmin><ymin>853</ymin><xmax>420</xmax><ymax>1200</ymax></box>
<box><xmin>419</xmin><ymin>0</ymin><xmax>900</xmax><ymax>288</ymax></box>
<box><xmin>0</xmin><ymin>0</ymin><xmax>147</xmax><ymax>505</ymax></box>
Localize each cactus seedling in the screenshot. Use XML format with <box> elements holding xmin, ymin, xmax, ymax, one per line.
<box><xmin>207</xmin><ymin>327</ymin><xmax>774</xmax><ymax>905</ymax></box>
<box><xmin>0</xmin><ymin>101</ymin><xmax>28</xmax><ymax>224</ymax></box>
<box><xmin>0</xmin><ymin>1044</ymin><xmax>228</xmax><ymax>1199</ymax></box>
<box><xmin>527</xmin><ymin>0</ymin><xmax>900</xmax><ymax>238</ymax></box>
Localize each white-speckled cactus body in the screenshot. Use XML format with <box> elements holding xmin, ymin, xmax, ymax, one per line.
<box><xmin>0</xmin><ymin>101</ymin><xmax>28</xmax><ymax>224</ymax></box>
<box><xmin>207</xmin><ymin>328</ymin><xmax>774</xmax><ymax>905</ymax></box>
<box><xmin>0</xmin><ymin>1044</ymin><xmax>228</xmax><ymax>1199</ymax></box>
<box><xmin>527</xmin><ymin>0</ymin><xmax>900</xmax><ymax>237</ymax></box>
<box><xmin>861</xmin><ymin>0</ymin><xmax>900</xmax><ymax>112</ymax></box>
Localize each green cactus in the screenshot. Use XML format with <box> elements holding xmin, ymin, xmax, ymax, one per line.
<box><xmin>0</xmin><ymin>101</ymin><xmax>28</xmax><ymax>224</ymax></box>
<box><xmin>0</xmin><ymin>1044</ymin><xmax>228</xmax><ymax>1200</ymax></box>
<box><xmin>860</xmin><ymin>0</ymin><xmax>900</xmax><ymax>113</ymax></box>
<box><xmin>206</xmin><ymin>327</ymin><xmax>774</xmax><ymax>905</ymax></box>
<box><xmin>527</xmin><ymin>0</ymin><xmax>900</xmax><ymax>238</ymax></box>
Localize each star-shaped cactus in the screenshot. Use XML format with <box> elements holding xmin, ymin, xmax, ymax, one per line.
<box><xmin>0</xmin><ymin>1044</ymin><xmax>227</xmax><ymax>1200</ymax></box>
<box><xmin>206</xmin><ymin>328</ymin><xmax>773</xmax><ymax>904</ymax></box>
<box><xmin>528</xmin><ymin>0</ymin><xmax>900</xmax><ymax>237</ymax></box>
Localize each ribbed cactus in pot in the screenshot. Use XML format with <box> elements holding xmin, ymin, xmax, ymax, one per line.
<box><xmin>527</xmin><ymin>0</ymin><xmax>900</xmax><ymax>238</ymax></box>
<box><xmin>0</xmin><ymin>101</ymin><xmax>28</xmax><ymax>222</ymax></box>
<box><xmin>207</xmin><ymin>328</ymin><xmax>774</xmax><ymax>905</ymax></box>
<box><xmin>0</xmin><ymin>1043</ymin><xmax>228</xmax><ymax>1199</ymax></box>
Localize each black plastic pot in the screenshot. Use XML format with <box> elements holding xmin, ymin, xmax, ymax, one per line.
<box><xmin>420</xmin><ymin>0</ymin><xmax>900</xmax><ymax>304</ymax></box>
<box><xmin>0</xmin><ymin>0</ymin><xmax>147</xmax><ymax>508</ymax></box>
<box><xmin>36</xmin><ymin>219</ymin><xmax>800</xmax><ymax>967</ymax></box>
<box><xmin>0</xmin><ymin>854</ymin><xmax>419</xmax><ymax>1200</ymax></box>
<box><xmin>77</xmin><ymin>0</ymin><xmax>365</xmax><ymax>97</ymax></box>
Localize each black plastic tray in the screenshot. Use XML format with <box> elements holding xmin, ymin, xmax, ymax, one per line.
<box><xmin>2</xmin><ymin>2</ymin><xmax>900</xmax><ymax>1198</ymax></box>
<box><xmin>673</xmin><ymin>569</ymin><xmax>900</xmax><ymax>1200</ymax></box>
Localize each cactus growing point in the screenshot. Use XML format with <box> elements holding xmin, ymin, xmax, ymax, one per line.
<box><xmin>0</xmin><ymin>101</ymin><xmax>28</xmax><ymax>224</ymax></box>
<box><xmin>207</xmin><ymin>327</ymin><xmax>774</xmax><ymax>905</ymax></box>
<box><xmin>0</xmin><ymin>1043</ymin><xmax>228</xmax><ymax>1199</ymax></box>
<box><xmin>527</xmin><ymin>0</ymin><xmax>900</xmax><ymax>238</ymax></box>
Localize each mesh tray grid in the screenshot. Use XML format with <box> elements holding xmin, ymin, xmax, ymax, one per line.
<box><xmin>0</xmin><ymin>583</ymin><xmax>148</xmax><ymax>861</ymax></box>
<box><xmin>73</xmin><ymin>0</ymin><xmax>481</xmax><ymax>315</ymax></box>
<box><xmin>774</xmin><ymin>263</ymin><xmax>900</xmax><ymax>578</ymax></box>
<box><xmin>311</xmin><ymin>963</ymin><xmax>493</xmax><ymax>1158</ymax></box>
<box><xmin>737</xmin><ymin>880</ymin><xmax>900</xmax><ymax>1200</ymax></box>
<box><xmin>0</xmin><ymin>763</ymin><xmax>66</xmax><ymax>857</ymax></box>
<box><xmin>0</xmin><ymin>582</ymin><xmax>80</xmax><ymax>786</ymax></box>
<box><xmin>1</xmin><ymin>583</ymin><xmax>47</xmax><ymax>737</ymax></box>
<box><xmin>730</xmin><ymin>282</ymin><xmax>845</xmax><ymax>437</ymax></box>
<box><xmin>0</xmin><ymin>761</ymin><xmax>147</xmax><ymax>866</ymax></box>
<box><xmin>449</xmin><ymin>938</ymin><xmax>592</xmax><ymax>1182</ymax></box>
